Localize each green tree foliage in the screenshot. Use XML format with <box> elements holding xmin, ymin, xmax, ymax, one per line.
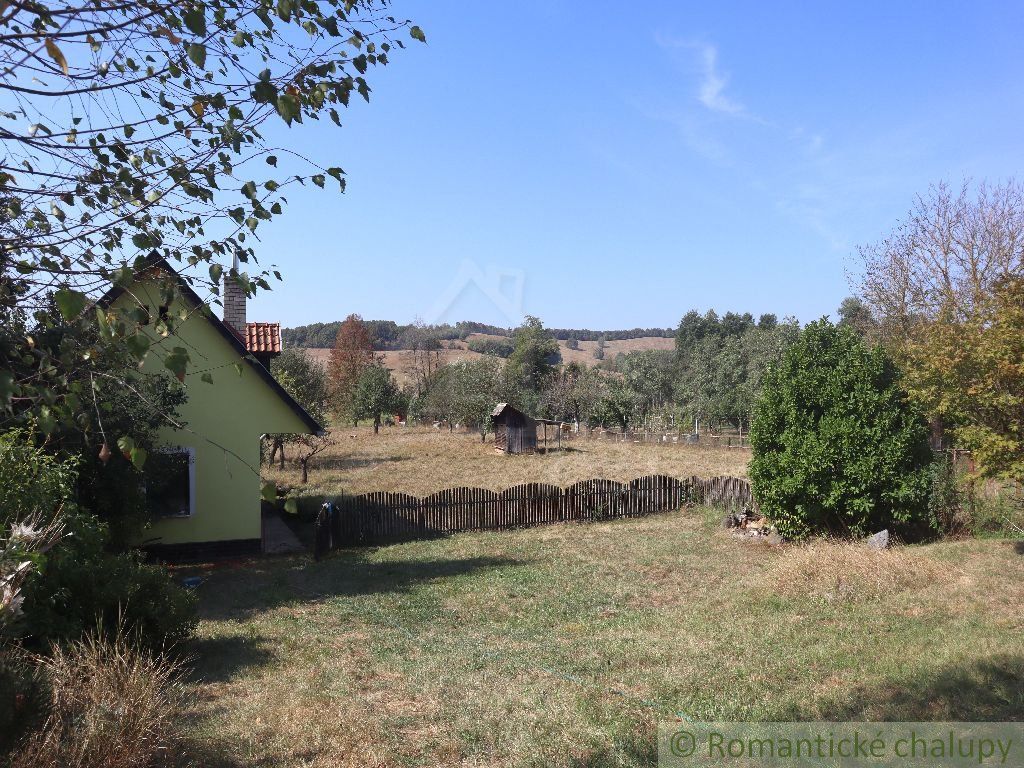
<box><xmin>674</xmin><ymin>317</ymin><xmax>799</xmax><ymax>433</ymax></box>
<box><xmin>451</xmin><ymin>358</ymin><xmax>503</xmax><ymax>441</ymax></box>
<box><xmin>749</xmin><ymin>320</ymin><xmax>933</xmax><ymax>540</ymax></box>
<box><xmin>0</xmin><ymin>2</ymin><xmax>425</xmax><ymax>429</ymax></box>
<box><xmin>591</xmin><ymin>351</ymin><xmax>675</xmax><ymax>432</ymax></box>
<box><xmin>353</xmin><ymin>363</ymin><xmax>402</xmax><ymax>434</ymax></box>
<box><xmin>412</xmin><ymin>365</ymin><xmax>458</xmax><ymax>430</ymax></box>
<box><xmin>595</xmin><ymin>377</ymin><xmax>637</xmax><ymax>431</ymax></box>
<box><xmin>266</xmin><ymin>348</ymin><xmax>329</xmax><ymax>471</ymax></box>
<box><xmin>413</xmin><ymin>357</ymin><xmax>518</xmax><ymax>437</ymax></box>
<box><xmin>836</xmin><ymin>296</ymin><xmax>876</xmax><ymax>338</ymax></box>
<box><xmin>506</xmin><ymin>316</ymin><xmax>560</xmax><ymax>393</ymax></box>
<box><xmin>466</xmin><ymin>337</ymin><xmax>514</xmax><ymax>358</ymax></box>
<box><xmin>272</xmin><ymin>349</ymin><xmax>329</xmax><ymax>424</ymax></box>
<box><xmin>902</xmin><ymin>276</ymin><xmax>1024</xmax><ymax>481</ymax></box>
<box><xmin>0</xmin><ymin>302</ymin><xmax>188</xmax><ymax>546</ymax></box>
<box><xmin>282</xmin><ymin>321</ymin><xmax>676</xmax><ymax>348</ymax></box>
<box><xmin>0</xmin><ymin>431</ymin><xmax>74</xmax><ymax>632</ymax></box>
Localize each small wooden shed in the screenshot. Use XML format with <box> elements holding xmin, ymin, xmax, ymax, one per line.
<box><xmin>491</xmin><ymin>403</ymin><xmax>537</xmax><ymax>454</ymax></box>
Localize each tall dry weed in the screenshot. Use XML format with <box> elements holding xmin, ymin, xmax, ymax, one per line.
<box><xmin>11</xmin><ymin>628</ymin><xmax>185</xmax><ymax>768</ymax></box>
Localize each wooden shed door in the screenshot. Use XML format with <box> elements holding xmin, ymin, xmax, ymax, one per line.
<box><xmin>508</xmin><ymin>426</ymin><xmax>521</xmax><ymax>454</ymax></box>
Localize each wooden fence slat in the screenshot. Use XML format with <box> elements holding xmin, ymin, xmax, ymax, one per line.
<box><xmin>325</xmin><ymin>474</ymin><xmax>753</xmax><ymax>549</ymax></box>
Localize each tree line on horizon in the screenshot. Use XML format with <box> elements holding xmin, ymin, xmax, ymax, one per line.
<box><xmin>305</xmin><ymin>308</ymin><xmax>820</xmax><ymax>439</ymax></box>
<box><xmin>281</xmin><ymin>319</ymin><xmax>679</xmax><ymax>349</ymax></box>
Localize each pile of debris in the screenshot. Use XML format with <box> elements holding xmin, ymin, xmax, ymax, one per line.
<box><xmin>722</xmin><ymin>506</ymin><xmax>782</xmax><ymax>545</ymax></box>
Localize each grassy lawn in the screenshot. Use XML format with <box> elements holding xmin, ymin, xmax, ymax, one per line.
<box><xmin>265</xmin><ymin>426</ymin><xmax>751</xmax><ymax>498</ymax></box>
<box><xmin>181</xmin><ymin>508</ymin><xmax>1024</xmax><ymax>767</ymax></box>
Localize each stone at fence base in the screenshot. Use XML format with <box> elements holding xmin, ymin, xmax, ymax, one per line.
<box><xmin>765</xmin><ymin>532</ymin><xmax>784</xmax><ymax>546</ymax></box>
<box><xmin>866</xmin><ymin>529</ymin><xmax>890</xmax><ymax>551</ymax></box>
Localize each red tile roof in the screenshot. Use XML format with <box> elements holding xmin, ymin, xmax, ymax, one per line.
<box><xmin>245</xmin><ymin>322</ymin><xmax>282</xmax><ymax>354</ymax></box>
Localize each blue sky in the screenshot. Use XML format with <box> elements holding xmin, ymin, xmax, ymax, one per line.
<box><xmin>248</xmin><ymin>0</ymin><xmax>1024</xmax><ymax>331</ymax></box>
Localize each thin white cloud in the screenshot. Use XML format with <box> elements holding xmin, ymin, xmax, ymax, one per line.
<box><xmin>655</xmin><ymin>35</ymin><xmax>749</xmax><ymax>118</ymax></box>
<box><xmin>695</xmin><ymin>44</ymin><xmax>745</xmax><ymax>116</ymax></box>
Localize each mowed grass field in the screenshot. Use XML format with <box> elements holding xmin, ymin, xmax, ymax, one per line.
<box><xmin>181</xmin><ymin>509</ymin><xmax>1024</xmax><ymax>767</ymax></box>
<box><xmin>264</xmin><ymin>425</ymin><xmax>750</xmax><ymax>498</ymax></box>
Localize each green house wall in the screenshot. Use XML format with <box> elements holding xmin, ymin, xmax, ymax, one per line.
<box><xmin>113</xmin><ymin>278</ymin><xmax>313</xmax><ymax>547</ymax></box>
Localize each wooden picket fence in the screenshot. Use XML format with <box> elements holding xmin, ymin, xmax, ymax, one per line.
<box><xmin>315</xmin><ymin>474</ymin><xmax>753</xmax><ymax>551</ymax></box>
<box><xmin>573</xmin><ymin>429</ymin><xmax>751</xmax><ymax>449</ymax></box>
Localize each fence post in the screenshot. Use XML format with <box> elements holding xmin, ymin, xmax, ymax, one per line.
<box><xmin>313</xmin><ymin>502</ymin><xmax>332</xmax><ymax>561</ymax></box>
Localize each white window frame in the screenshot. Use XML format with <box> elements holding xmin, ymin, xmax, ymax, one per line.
<box><xmin>147</xmin><ymin>446</ymin><xmax>196</xmax><ymax>519</ymax></box>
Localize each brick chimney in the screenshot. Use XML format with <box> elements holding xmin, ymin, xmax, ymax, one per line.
<box><xmin>223</xmin><ymin>255</ymin><xmax>246</xmax><ymax>334</ymax></box>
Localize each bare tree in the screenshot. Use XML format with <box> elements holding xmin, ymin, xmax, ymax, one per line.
<box><xmin>855</xmin><ymin>180</ymin><xmax>1024</xmax><ymax>341</ymax></box>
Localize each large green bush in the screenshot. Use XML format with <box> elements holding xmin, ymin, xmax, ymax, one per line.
<box><xmin>749</xmin><ymin>320</ymin><xmax>933</xmax><ymax>540</ymax></box>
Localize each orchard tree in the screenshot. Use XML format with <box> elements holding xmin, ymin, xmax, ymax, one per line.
<box><xmin>507</xmin><ymin>315</ymin><xmax>559</xmax><ymax>392</ymax></box>
<box><xmin>0</xmin><ymin>0</ymin><xmax>424</xmax><ymax>436</ymax></box>
<box><xmin>402</xmin><ymin>321</ymin><xmax>447</xmax><ymax>397</ymax></box>
<box><xmin>596</xmin><ymin>377</ymin><xmax>638</xmax><ymax>432</ymax></box>
<box><xmin>353</xmin><ymin>362</ymin><xmax>400</xmax><ymax>433</ymax></box>
<box><xmin>267</xmin><ymin>348</ymin><xmax>328</xmax><ymax>467</ymax></box>
<box><xmin>413</xmin><ymin>365</ymin><xmax>458</xmax><ymax>430</ymax></box>
<box><xmin>328</xmin><ymin>313</ymin><xmax>377</xmax><ymax>420</ymax></box>
<box><xmin>451</xmin><ymin>357</ymin><xmax>502</xmax><ymax>441</ymax></box>
<box><xmin>541</xmin><ymin>362</ymin><xmax>603</xmax><ymax>425</ymax></box>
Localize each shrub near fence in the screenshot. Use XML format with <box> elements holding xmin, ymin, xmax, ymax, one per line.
<box><xmin>315</xmin><ymin>474</ymin><xmax>753</xmax><ymax>551</ymax></box>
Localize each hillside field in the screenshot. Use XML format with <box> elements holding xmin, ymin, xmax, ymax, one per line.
<box><xmin>300</xmin><ymin>334</ymin><xmax>676</xmax><ymax>387</ymax></box>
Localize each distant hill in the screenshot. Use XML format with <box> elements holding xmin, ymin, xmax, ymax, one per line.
<box><xmin>282</xmin><ymin>320</ymin><xmax>676</xmax><ymax>350</ymax></box>
<box><xmin>302</xmin><ymin>333</ymin><xmax>676</xmax><ymax>387</ymax></box>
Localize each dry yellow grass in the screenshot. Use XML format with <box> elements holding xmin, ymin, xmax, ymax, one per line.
<box><xmin>266</xmin><ymin>425</ymin><xmax>749</xmax><ymax>497</ymax></box>
<box><xmin>766</xmin><ymin>539</ymin><xmax>957</xmax><ymax>604</ymax></box>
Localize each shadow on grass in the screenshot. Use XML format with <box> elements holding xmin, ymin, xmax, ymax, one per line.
<box><xmin>185</xmin><ymin>633</ymin><xmax>277</xmax><ymax>684</ymax></box>
<box><xmin>785</xmin><ymin>654</ymin><xmax>1024</xmax><ymax>721</ymax></box>
<box><xmin>312</xmin><ymin>454</ymin><xmax>411</xmax><ymax>471</ymax></box>
<box><xmin>195</xmin><ymin>552</ymin><xmax>525</xmax><ymax>621</ymax></box>
<box><xmin>174</xmin><ymin>738</ymin><xmax>324</xmax><ymax>768</ymax></box>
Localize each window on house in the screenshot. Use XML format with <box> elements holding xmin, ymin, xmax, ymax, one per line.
<box><xmin>144</xmin><ymin>448</ymin><xmax>195</xmax><ymax>518</ymax></box>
